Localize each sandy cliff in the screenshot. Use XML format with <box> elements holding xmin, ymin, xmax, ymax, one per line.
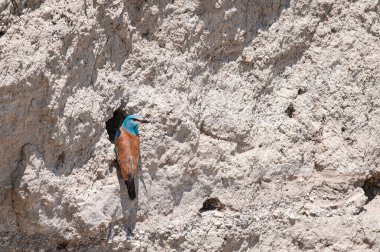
<box><xmin>1</xmin><ymin>0</ymin><xmax>380</xmax><ymax>251</ymax></box>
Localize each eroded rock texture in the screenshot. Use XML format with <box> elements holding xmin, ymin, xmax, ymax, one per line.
<box><xmin>1</xmin><ymin>0</ymin><xmax>380</xmax><ymax>251</ymax></box>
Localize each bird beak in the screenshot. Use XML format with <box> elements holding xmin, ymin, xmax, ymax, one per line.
<box><xmin>141</xmin><ymin>119</ymin><xmax>150</xmax><ymax>123</ymax></box>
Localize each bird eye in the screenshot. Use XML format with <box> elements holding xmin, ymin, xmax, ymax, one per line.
<box><xmin>132</xmin><ymin>118</ymin><xmax>139</xmax><ymax>122</ymax></box>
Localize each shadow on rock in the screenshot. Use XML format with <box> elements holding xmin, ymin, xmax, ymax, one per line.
<box><xmin>116</xmin><ymin>165</ymin><xmax>138</xmax><ymax>237</ymax></box>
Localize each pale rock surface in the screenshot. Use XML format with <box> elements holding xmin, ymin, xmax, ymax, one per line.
<box><xmin>1</xmin><ymin>0</ymin><xmax>380</xmax><ymax>251</ymax></box>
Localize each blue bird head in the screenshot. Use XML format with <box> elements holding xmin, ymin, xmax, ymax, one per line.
<box><xmin>122</xmin><ymin>114</ymin><xmax>150</xmax><ymax>135</ymax></box>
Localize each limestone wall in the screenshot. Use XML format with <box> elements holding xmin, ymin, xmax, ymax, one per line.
<box><xmin>1</xmin><ymin>0</ymin><xmax>380</xmax><ymax>250</ymax></box>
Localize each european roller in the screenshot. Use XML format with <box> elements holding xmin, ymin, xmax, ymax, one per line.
<box><xmin>115</xmin><ymin>114</ymin><xmax>149</xmax><ymax>200</ymax></box>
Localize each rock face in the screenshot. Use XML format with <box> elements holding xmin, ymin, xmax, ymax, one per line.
<box><xmin>1</xmin><ymin>0</ymin><xmax>380</xmax><ymax>250</ymax></box>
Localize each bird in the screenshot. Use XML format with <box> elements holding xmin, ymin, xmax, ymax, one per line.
<box><xmin>114</xmin><ymin>114</ymin><xmax>150</xmax><ymax>200</ymax></box>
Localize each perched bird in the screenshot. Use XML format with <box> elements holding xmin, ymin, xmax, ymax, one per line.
<box><xmin>115</xmin><ymin>114</ymin><xmax>150</xmax><ymax>200</ymax></box>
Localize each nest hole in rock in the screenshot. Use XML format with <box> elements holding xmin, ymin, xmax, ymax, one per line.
<box><xmin>56</xmin><ymin>242</ymin><xmax>68</xmax><ymax>250</ymax></box>
<box><xmin>106</xmin><ymin>108</ymin><xmax>127</xmax><ymax>143</ymax></box>
<box><xmin>142</xmin><ymin>31</ymin><xmax>149</xmax><ymax>39</ymax></box>
<box><xmin>285</xmin><ymin>103</ymin><xmax>295</xmax><ymax>118</ymax></box>
<box><xmin>199</xmin><ymin>197</ymin><xmax>225</xmax><ymax>212</ymax></box>
<box><xmin>297</xmin><ymin>88</ymin><xmax>307</xmax><ymax>95</ymax></box>
<box><xmin>362</xmin><ymin>174</ymin><xmax>380</xmax><ymax>203</ymax></box>
<box><xmin>314</xmin><ymin>162</ymin><xmax>325</xmax><ymax>172</ymax></box>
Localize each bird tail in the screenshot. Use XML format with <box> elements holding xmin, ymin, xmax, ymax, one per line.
<box><xmin>125</xmin><ymin>176</ymin><xmax>136</xmax><ymax>200</ymax></box>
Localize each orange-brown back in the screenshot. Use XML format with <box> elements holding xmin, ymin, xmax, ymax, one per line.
<box><xmin>115</xmin><ymin>128</ymin><xmax>140</xmax><ymax>181</ymax></box>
